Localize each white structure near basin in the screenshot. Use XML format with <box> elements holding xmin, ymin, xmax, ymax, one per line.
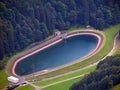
<box><xmin>54</xmin><ymin>29</ymin><xmax>61</xmax><ymax>36</ymax></box>
<box><xmin>8</xmin><ymin>76</ymin><xmax>19</xmax><ymax>83</ymax></box>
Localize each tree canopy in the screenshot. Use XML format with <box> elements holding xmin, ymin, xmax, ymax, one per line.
<box><xmin>0</xmin><ymin>0</ymin><xmax>120</xmax><ymax>66</ymax></box>
<box><xmin>70</xmin><ymin>55</ymin><xmax>120</xmax><ymax>90</ymax></box>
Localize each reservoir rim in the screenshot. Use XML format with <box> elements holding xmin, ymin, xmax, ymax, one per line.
<box><xmin>10</xmin><ymin>31</ymin><xmax>103</xmax><ymax>76</ymax></box>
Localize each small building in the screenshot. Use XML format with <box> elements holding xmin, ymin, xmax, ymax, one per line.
<box><xmin>54</xmin><ymin>29</ymin><xmax>61</xmax><ymax>36</ymax></box>
<box><xmin>8</xmin><ymin>76</ymin><xmax>19</xmax><ymax>83</ymax></box>
<box><xmin>86</xmin><ymin>25</ymin><xmax>91</xmax><ymax>29</ymax></box>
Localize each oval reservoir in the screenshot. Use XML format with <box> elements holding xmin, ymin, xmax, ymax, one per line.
<box><xmin>15</xmin><ymin>35</ymin><xmax>98</xmax><ymax>75</ymax></box>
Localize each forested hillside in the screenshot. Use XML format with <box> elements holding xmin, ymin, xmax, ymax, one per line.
<box><xmin>0</xmin><ymin>0</ymin><xmax>120</xmax><ymax>64</ymax></box>
<box><xmin>70</xmin><ymin>55</ymin><xmax>120</xmax><ymax>90</ymax></box>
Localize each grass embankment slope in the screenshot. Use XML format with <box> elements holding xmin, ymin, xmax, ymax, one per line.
<box><xmin>15</xmin><ymin>65</ymin><xmax>95</xmax><ymax>90</ymax></box>
<box><xmin>0</xmin><ymin>69</ymin><xmax>9</xmax><ymax>89</ymax></box>
<box><xmin>15</xmin><ymin>84</ymin><xmax>35</xmax><ymax>90</ymax></box>
<box><xmin>35</xmin><ymin>65</ymin><xmax>95</xmax><ymax>86</ymax></box>
<box><xmin>30</xmin><ymin>25</ymin><xmax>120</xmax><ymax>80</ymax></box>
<box><xmin>0</xmin><ymin>56</ymin><xmax>10</xmax><ymax>89</ymax></box>
<box><xmin>110</xmin><ymin>84</ymin><xmax>120</xmax><ymax>90</ymax></box>
<box><xmin>42</xmin><ymin>77</ymin><xmax>83</xmax><ymax>90</ymax></box>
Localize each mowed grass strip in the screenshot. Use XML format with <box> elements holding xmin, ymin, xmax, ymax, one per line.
<box><xmin>0</xmin><ymin>69</ymin><xmax>10</xmax><ymax>89</ymax></box>
<box><xmin>41</xmin><ymin>76</ymin><xmax>83</xmax><ymax>90</ymax></box>
<box><xmin>15</xmin><ymin>84</ymin><xmax>35</xmax><ymax>90</ymax></box>
<box><xmin>30</xmin><ymin>25</ymin><xmax>120</xmax><ymax>80</ymax></box>
<box><xmin>114</xmin><ymin>48</ymin><xmax>120</xmax><ymax>55</ymax></box>
<box><xmin>34</xmin><ymin>65</ymin><xmax>96</xmax><ymax>86</ymax></box>
<box><xmin>110</xmin><ymin>84</ymin><xmax>120</xmax><ymax>90</ymax></box>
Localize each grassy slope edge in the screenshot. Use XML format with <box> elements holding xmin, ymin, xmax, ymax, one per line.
<box><xmin>29</xmin><ymin>25</ymin><xmax>120</xmax><ymax>80</ymax></box>
<box><xmin>0</xmin><ymin>69</ymin><xmax>9</xmax><ymax>89</ymax></box>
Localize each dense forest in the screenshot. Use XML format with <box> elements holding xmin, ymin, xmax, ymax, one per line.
<box><xmin>70</xmin><ymin>55</ymin><xmax>120</xmax><ymax>90</ymax></box>
<box><xmin>0</xmin><ymin>0</ymin><xmax>120</xmax><ymax>68</ymax></box>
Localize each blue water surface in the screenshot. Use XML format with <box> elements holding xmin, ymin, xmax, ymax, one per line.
<box><xmin>15</xmin><ymin>35</ymin><xmax>98</xmax><ymax>75</ymax></box>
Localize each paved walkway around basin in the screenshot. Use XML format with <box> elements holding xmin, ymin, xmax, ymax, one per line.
<box><xmin>23</xmin><ymin>30</ymin><xmax>104</xmax><ymax>79</ymax></box>
<box><xmin>11</xmin><ymin>30</ymin><xmax>103</xmax><ymax>76</ymax></box>
<box><xmin>29</xmin><ymin>32</ymin><xmax>120</xmax><ymax>90</ymax></box>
